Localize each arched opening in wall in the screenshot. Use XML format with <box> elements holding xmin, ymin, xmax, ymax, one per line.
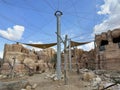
<box><xmin>113</xmin><ymin>36</ymin><xmax>120</xmax><ymax>48</ymax></box>
<box><xmin>99</xmin><ymin>40</ymin><xmax>108</xmax><ymax>51</ymax></box>
<box><xmin>36</xmin><ymin>66</ymin><xmax>40</xmax><ymax>71</ymax></box>
<box><xmin>113</xmin><ymin>36</ymin><xmax>120</xmax><ymax>43</ymax></box>
<box><xmin>37</xmin><ymin>56</ymin><xmax>40</xmax><ymax>60</ymax></box>
<box><xmin>85</xmin><ymin>63</ymin><xmax>88</xmax><ymax>68</ymax></box>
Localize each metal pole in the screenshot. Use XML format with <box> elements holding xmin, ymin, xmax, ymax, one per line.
<box><xmin>75</xmin><ymin>46</ymin><xmax>79</xmax><ymax>74</ymax></box>
<box><xmin>74</xmin><ymin>46</ymin><xmax>79</xmax><ymax>74</ymax></box>
<box><xmin>64</xmin><ymin>35</ymin><xmax>68</xmax><ymax>85</ymax></box>
<box><xmin>69</xmin><ymin>39</ymin><xmax>72</xmax><ymax>71</ymax></box>
<box><xmin>55</xmin><ymin>11</ymin><xmax>63</xmax><ymax>80</ymax></box>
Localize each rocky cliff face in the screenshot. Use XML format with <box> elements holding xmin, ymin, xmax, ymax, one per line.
<box><xmin>3</xmin><ymin>43</ymin><xmax>36</xmax><ymax>63</ymax></box>
<box><xmin>78</xmin><ymin>49</ymin><xmax>96</xmax><ymax>70</ymax></box>
<box><xmin>70</xmin><ymin>48</ymin><xmax>96</xmax><ymax>70</ymax></box>
<box><xmin>2</xmin><ymin>43</ymin><xmax>56</xmax><ymax>75</ymax></box>
<box><xmin>36</xmin><ymin>48</ymin><xmax>55</xmax><ymax>62</ymax></box>
<box><xmin>95</xmin><ymin>28</ymin><xmax>120</xmax><ymax>70</ymax></box>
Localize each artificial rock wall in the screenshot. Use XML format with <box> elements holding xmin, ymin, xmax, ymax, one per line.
<box><xmin>95</xmin><ymin>28</ymin><xmax>120</xmax><ymax>70</ymax></box>
<box><xmin>2</xmin><ymin>43</ymin><xmax>56</xmax><ymax>74</ymax></box>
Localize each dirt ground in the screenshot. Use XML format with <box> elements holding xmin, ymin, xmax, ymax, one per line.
<box><xmin>27</xmin><ymin>71</ymin><xmax>92</xmax><ymax>90</ymax></box>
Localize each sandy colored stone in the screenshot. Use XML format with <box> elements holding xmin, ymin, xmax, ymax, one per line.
<box><xmin>95</xmin><ymin>28</ymin><xmax>120</xmax><ymax>70</ymax></box>
<box><xmin>26</xmin><ymin>85</ymin><xmax>32</xmax><ymax>90</ymax></box>
<box><xmin>32</xmin><ymin>83</ymin><xmax>37</xmax><ymax>89</ymax></box>
<box><xmin>82</xmin><ymin>72</ymin><xmax>95</xmax><ymax>81</ymax></box>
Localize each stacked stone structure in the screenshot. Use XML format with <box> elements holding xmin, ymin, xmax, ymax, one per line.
<box><xmin>95</xmin><ymin>28</ymin><xmax>120</xmax><ymax>70</ymax></box>
<box><xmin>3</xmin><ymin>43</ymin><xmax>36</xmax><ymax>63</ymax></box>
<box><xmin>2</xmin><ymin>28</ymin><xmax>120</xmax><ymax>74</ymax></box>
<box><xmin>1</xmin><ymin>43</ymin><xmax>56</xmax><ymax>75</ymax></box>
<box><xmin>79</xmin><ymin>49</ymin><xmax>96</xmax><ymax>70</ymax></box>
<box><xmin>70</xmin><ymin>48</ymin><xmax>95</xmax><ymax>70</ymax></box>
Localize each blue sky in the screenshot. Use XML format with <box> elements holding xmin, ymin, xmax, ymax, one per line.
<box><xmin>0</xmin><ymin>0</ymin><xmax>120</xmax><ymax>58</ymax></box>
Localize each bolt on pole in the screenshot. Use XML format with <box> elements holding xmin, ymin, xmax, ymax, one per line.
<box><xmin>55</xmin><ymin>11</ymin><xmax>63</xmax><ymax>80</ymax></box>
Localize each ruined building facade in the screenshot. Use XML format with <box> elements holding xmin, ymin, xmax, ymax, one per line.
<box><xmin>70</xmin><ymin>48</ymin><xmax>96</xmax><ymax>70</ymax></box>
<box><xmin>3</xmin><ymin>43</ymin><xmax>36</xmax><ymax>63</ymax></box>
<box><xmin>79</xmin><ymin>49</ymin><xmax>96</xmax><ymax>70</ymax></box>
<box><xmin>2</xmin><ymin>43</ymin><xmax>55</xmax><ymax>74</ymax></box>
<box><xmin>95</xmin><ymin>28</ymin><xmax>120</xmax><ymax>70</ymax></box>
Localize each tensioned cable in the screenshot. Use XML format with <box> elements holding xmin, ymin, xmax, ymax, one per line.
<box><xmin>57</xmin><ymin>0</ymin><xmax>60</xmax><ymax>10</ymax></box>
<box><xmin>63</xmin><ymin>11</ymin><xmax>95</xmax><ymax>15</ymax></box>
<box><xmin>63</xmin><ymin>18</ymin><xmax>95</xmax><ymax>40</ymax></box>
<box><xmin>103</xmin><ymin>0</ymin><xmax>119</xmax><ymax>32</ymax></box>
<box><xmin>62</xmin><ymin>18</ymin><xmax>93</xmax><ymax>41</ymax></box>
<box><xmin>61</xmin><ymin>0</ymin><xmax>73</xmax><ymax>13</ymax></box>
<box><xmin>74</xmin><ymin>37</ymin><xmax>94</xmax><ymax>42</ymax></box>
<box><xmin>63</xmin><ymin>0</ymin><xmax>97</xmax><ymax>38</ymax></box>
<box><xmin>0</xmin><ymin>32</ymin><xmax>20</xmax><ymax>43</ymax></box>
<box><xmin>61</xmin><ymin>1</ymin><xmax>95</xmax><ymax>16</ymax></box>
<box><xmin>0</xmin><ymin>11</ymin><xmax>53</xmax><ymax>36</ymax></box>
<box><xmin>61</xmin><ymin>19</ymin><xmax>92</xmax><ymax>40</ymax></box>
<box><xmin>63</xmin><ymin>17</ymin><xmax>92</xmax><ymax>35</ymax></box>
<box><xmin>70</xmin><ymin>0</ymin><xmax>96</xmax><ymax>35</ymax></box>
<box><xmin>24</xmin><ymin>0</ymin><xmax>52</xmax><ymax>15</ymax></box>
<box><xmin>44</xmin><ymin>0</ymin><xmax>56</xmax><ymax>11</ymax></box>
<box><xmin>70</xmin><ymin>0</ymin><xmax>80</xmax><ymax>26</ymax></box>
<box><xmin>64</xmin><ymin>14</ymin><xmax>94</xmax><ymax>21</ymax></box>
<box><xmin>0</xmin><ymin>0</ymin><xmax>99</xmax><ymax>44</ymax></box>
<box><xmin>1</xmin><ymin>0</ymin><xmax>52</xmax><ymax>15</ymax></box>
<box><xmin>0</xmin><ymin>0</ymin><xmax>57</xmax><ymax>44</ymax></box>
<box><xmin>70</xmin><ymin>32</ymin><xmax>93</xmax><ymax>39</ymax></box>
<box><xmin>1</xmin><ymin>0</ymin><xmax>96</xmax><ymax>36</ymax></box>
<box><xmin>1</xmin><ymin>0</ymin><xmax>62</xmax><ymax>38</ymax></box>
<box><xmin>0</xmin><ymin>0</ymin><xmax>56</xmax><ymax>32</ymax></box>
<box><xmin>0</xmin><ymin>1</ymin><xmax>55</xmax><ymax>37</ymax></box>
<box><xmin>23</xmin><ymin>17</ymin><xmax>55</xmax><ymax>41</ymax></box>
<box><xmin>64</xmin><ymin>12</ymin><xmax>94</xmax><ymax>35</ymax></box>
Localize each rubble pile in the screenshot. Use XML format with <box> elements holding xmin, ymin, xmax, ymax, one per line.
<box><xmin>0</xmin><ymin>80</ymin><xmax>29</xmax><ymax>90</ymax></box>
<box><xmin>79</xmin><ymin>69</ymin><xmax>120</xmax><ymax>90</ymax></box>
<box><xmin>44</xmin><ymin>72</ymin><xmax>64</xmax><ymax>81</ymax></box>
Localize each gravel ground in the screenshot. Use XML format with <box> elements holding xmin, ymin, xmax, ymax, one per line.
<box><xmin>27</xmin><ymin>71</ymin><xmax>93</xmax><ymax>90</ymax></box>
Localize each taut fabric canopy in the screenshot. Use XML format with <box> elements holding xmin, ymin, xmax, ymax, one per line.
<box><xmin>24</xmin><ymin>43</ymin><xmax>57</xmax><ymax>49</ymax></box>
<box><xmin>70</xmin><ymin>41</ymin><xmax>91</xmax><ymax>47</ymax></box>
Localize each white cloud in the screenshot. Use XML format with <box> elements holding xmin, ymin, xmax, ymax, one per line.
<box><xmin>97</xmin><ymin>0</ymin><xmax>111</xmax><ymax>15</ymax></box>
<box><xmin>25</xmin><ymin>41</ymin><xmax>43</xmax><ymax>51</ymax></box>
<box><xmin>78</xmin><ymin>42</ymin><xmax>94</xmax><ymax>51</ymax></box>
<box><xmin>94</xmin><ymin>0</ymin><xmax>120</xmax><ymax>34</ymax></box>
<box><xmin>51</xmin><ymin>46</ymin><xmax>57</xmax><ymax>52</ymax></box>
<box><xmin>0</xmin><ymin>51</ymin><xmax>3</xmax><ymax>58</ymax></box>
<box><xmin>29</xmin><ymin>41</ymin><xmax>43</xmax><ymax>44</ymax></box>
<box><xmin>0</xmin><ymin>25</ymin><xmax>24</xmax><ymax>41</ymax></box>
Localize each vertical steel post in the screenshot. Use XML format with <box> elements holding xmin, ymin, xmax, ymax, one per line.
<box><xmin>64</xmin><ymin>35</ymin><xmax>68</xmax><ymax>84</ymax></box>
<box><xmin>69</xmin><ymin>39</ymin><xmax>72</xmax><ymax>71</ymax></box>
<box><xmin>55</xmin><ymin>11</ymin><xmax>63</xmax><ymax>80</ymax></box>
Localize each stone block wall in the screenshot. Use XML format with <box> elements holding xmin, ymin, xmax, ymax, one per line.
<box><xmin>2</xmin><ymin>43</ymin><xmax>56</xmax><ymax>74</ymax></box>
<box><xmin>95</xmin><ymin>28</ymin><xmax>120</xmax><ymax>70</ymax></box>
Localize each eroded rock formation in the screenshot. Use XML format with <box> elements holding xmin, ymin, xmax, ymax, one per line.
<box><xmin>95</xmin><ymin>28</ymin><xmax>120</xmax><ymax>70</ymax></box>
<box><xmin>79</xmin><ymin>49</ymin><xmax>96</xmax><ymax>70</ymax></box>
<box><xmin>1</xmin><ymin>43</ymin><xmax>56</xmax><ymax>75</ymax></box>
<box><xmin>70</xmin><ymin>48</ymin><xmax>95</xmax><ymax>70</ymax></box>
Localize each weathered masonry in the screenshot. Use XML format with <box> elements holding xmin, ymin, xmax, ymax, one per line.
<box><xmin>95</xmin><ymin>28</ymin><xmax>120</xmax><ymax>70</ymax></box>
